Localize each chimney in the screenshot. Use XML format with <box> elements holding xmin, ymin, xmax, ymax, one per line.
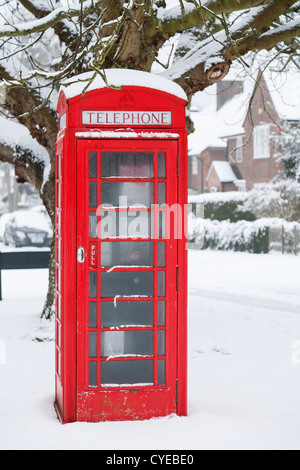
<box><xmin>217</xmin><ymin>81</ymin><xmax>244</xmax><ymax>111</ymax></box>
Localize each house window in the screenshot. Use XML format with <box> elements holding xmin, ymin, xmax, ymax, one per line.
<box><xmin>192</xmin><ymin>157</ymin><xmax>198</xmax><ymax>175</ymax></box>
<box><xmin>254</xmin><ymin>125</ymin><xmax>270</xmax><ymax>159</ymax></box>
<box><xmin>235</xmin><ymin>179</ymin><xmax>246</xmax><ymax>192</ymax></box>
<box><xmin>236</xmin><ymin>136</ymin><xmax>243</xmax><ymax>163</ymax></box>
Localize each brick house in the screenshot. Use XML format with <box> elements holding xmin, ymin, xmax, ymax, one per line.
<box><xmin>205</xmin><ymin>161</ymin><xmax>244</xmax><ymax>193</ymax></box>
<box><xmin>188</xmin><ymin>70</ymin><xmax>300</xmax><ymax>193</ymax></box>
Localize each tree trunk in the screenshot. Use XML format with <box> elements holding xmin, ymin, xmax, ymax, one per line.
<box><xmin>39</xmin><ymin>161</ymin><xmax>56</xmax><ymax>319</ymax></box>
<box><xmin>42</xmin><ymin>235</ymin><xmax>55</xmax><ymax>320</ymax></box>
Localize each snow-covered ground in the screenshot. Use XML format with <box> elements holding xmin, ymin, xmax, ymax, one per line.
<box><xmin>0</xmin><ymin>250</ymin><xmax>299</xmax><ymax>450</ymax></box>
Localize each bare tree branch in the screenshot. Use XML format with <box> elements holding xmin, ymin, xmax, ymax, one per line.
<box><xmin>155</xmin><ymin>0</ymin><xmax>270</xmax><ymax>36</ymax></box>
<box><xmin>0</xmin><ymin>5</ymin><xmax>89</xmax><ymax>38</ymax></box>
<box><xmin>162</xmin><ymin>0</ymin><xmax>300</xmax><ymax>97</ymax></box>
<box><xmin>237</xmin><ymin>17</ymin><xmax>300</xmax><ymax>53</ymax></box>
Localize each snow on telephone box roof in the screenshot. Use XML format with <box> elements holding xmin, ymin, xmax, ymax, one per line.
<box><xmin>60</xmin><ymin>69</ymin><xmax>187</xmax><ymax>102</ymax></box>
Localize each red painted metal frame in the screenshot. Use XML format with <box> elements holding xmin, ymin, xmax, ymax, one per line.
<box><xmin>55</xmin><ymin>82</ymin><xmax>188</xmax><ymax>423</ymax></box>
<box><xmin>77</xmin><ymin>139</ymin><xmax>178</xmax><ymax>422</ymax></box>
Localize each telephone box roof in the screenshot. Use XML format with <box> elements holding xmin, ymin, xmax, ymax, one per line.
<box><xmin>60</xmin><ymin>69</ymin><xmax>187</xmax><ymax>102</ymax></box>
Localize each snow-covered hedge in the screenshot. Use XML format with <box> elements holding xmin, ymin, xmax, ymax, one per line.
<box><xmin>189</xmin><ymin>191</ymin><xmax>255</xmax><ymax>223</ymax></box>
<box><xmin>189</xmin><ymin>180</ymin><xmax>300</xmax><ymax>223</ymax></box>
<box><xmin>189</xmin><ymin>216</ymin><xmax>300</xmax><ymax>253</ymax></box>
<box><xmin>188</xmin><ymin>191</ymin><xmax>248</xmax><ymax>205</ymax></box>
<box><xmin>188</xmin><ymin>180</ymin><xmax>300</xmax><ymax>253</ymax></box>
<box><xmin>239</xmin><ymin>180</ymin><xmax>300</xmax><ymax>222</ymax></box>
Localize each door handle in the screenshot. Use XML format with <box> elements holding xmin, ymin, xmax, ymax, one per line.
<box><xmin>77</xmin><ymin>247</ymin><xmax>85</xmax><ymax>263</ymax></box>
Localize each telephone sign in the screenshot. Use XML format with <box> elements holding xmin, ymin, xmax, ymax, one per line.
<box><xmin>82</xmin><ymin>111</ymin><xmax>172</xmax><ymax>126</ymax></box>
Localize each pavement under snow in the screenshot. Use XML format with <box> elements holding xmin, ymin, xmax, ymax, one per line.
<box><xmin>0</xmin><ymin>250</ymin><xmax>299</xmax><ymax>450</ymax></box>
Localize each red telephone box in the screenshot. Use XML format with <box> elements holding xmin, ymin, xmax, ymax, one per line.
<box><xmin>54</xmin><ymin>70</ymin><xmax>188</xmax><ymax>423</ymax></box>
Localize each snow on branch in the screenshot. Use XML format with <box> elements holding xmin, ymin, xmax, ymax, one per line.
<box><xmin>156</xmin><ymin>0</ymin><xmax>269</xmax><ymax>35</ymax></box>
<box><xmin>0</xmin><ymin>2</ymin><xmax>127</xmax><ymax>98</ymax></box>
<box><xmin>226</xmin><ymin>0</ymin><xmax>300</xmax><ymax>56</ymax></box>
<box><xmin>0</xmin><ymin>2</ymin><xmax>94</xmax><ymax>37</ymax></box>
<box><xmin>0</xmin><ymin>116</ymin><xmax>51</xmax><ymax>188</ymax></box>
<box><xmin>261</xmin><ymin>16</ymin><xmax>300</xmax><ymax>38</ymax></box>
<box><xmin>0</xmin><ymin>117</ymin><xmax>49</xmax><ymax>165</ymax></box>
<box><xmin>256</xmin><ymin>16</ymin><xmax>300</xmax><ymax>46</ymax></box>
<box><xmin>162</xmin><ymin>4</ymin><xmax>266</xmax><ymax>81</ymax></box>
<box><xmin>161</xmin><ymin>0</ymin><xmax>300</xmax><ymax>94</ymax></box>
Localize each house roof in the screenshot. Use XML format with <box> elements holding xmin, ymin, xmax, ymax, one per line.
<box><xmin>188</xmin><ymin>67</ymin><xmax>300</xmax><ymax>156</ymax></box>
<box><xmin>188</xmin><ymin>81</ymin><xmax>252</xmax><ymax>155</ymax></box>
<box><xmin>188</xmin><ymin>106</ymin><xmax>227</xmax><ymax>155</ymax></box>
<box><xmin>223</xmin><ymin>64</ymin><xmax>300</xmax><ymax>121</ymax></box>
<box><xmin>206</xmin><ymin>161</ymin><xmax>239</xmax><ymax>183</ymax></box>
<box><xmin>264</xmin><ymin>70</ymin><xmax>300</xmax><ymax>121</ymax></box>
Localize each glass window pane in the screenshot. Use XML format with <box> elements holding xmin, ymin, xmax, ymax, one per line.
<box><xmin>158</xmin><ymin>183</ymin><xmax>166</xmax><ymax>206</ymax></box>
<box><xmin>89</xmin><ymin>332</ymin><xmax>97</xmax><ymax>358</ymax></box>
<box><xmin>101</xmin><ymin>271</ymin><xmax>154</xmax><ymax>298</ymax></box>
<box><xmin>57</xmin><ymin>154</ymin><xmax>62</xmax><ymax>180</ymax></box>
<box><xmin>57</xmin><ymin>269</ymin><xmax>61</xmax><ymax>292</ymax></box>
<box><xmin>127</xmin><ymin>210</ymin><xmax>152</xmax><ymax>238</ymax></box>
<box><xmin>89</xmin><ymin>213</ymin><xmax>97</xmax><ymax>239</ymax></box>
<box><xmin>57</xmin><ymin>295</ymin><xmax>61</xmax><ymax>320</ymax></box>
<box><xmin>101</xmin><ymin>330</ymin><xmax>153</xmax><ymax>357</ymax></box>
<box><xmin>89</xmin><ymin>183</ymin><xmax>97</xmax><ymax>208</ymax></box>
<box><xmin>57</xmin><ymin>238</ymin><xmax>61</xmax><ymax>264</ymax></box>
<box><xmin>57</xmin><ymin>353</ymin><xmax>61</xmax><ymax>377</ymax></box>
<box><xmin>99</xmin><ymin>209</ymin><xmax>116</xmax><ymax>239</ymax></box>
<box><xmin>157</xmin><ymin>242</ymin><xmax>165</xmax><ymax>267</ymax></box>
<box><xmin>99</xmin><ymin>210</ymin><xmax>152</xmax><ymax>239</ymax></box>
<box><xmin>101</xmin><ymin>360</ymin><xmax>154</xmax><ymax>386</ymax></box>
<box><xmin>157</xmin><ymin>271</ymin><xmax>165</xmax><ymax>297</ymax></box>
<box><xmin>58</xmin><ymin>324</ymin><xmax>61</xmax><ymax>348</ymax></box>
<box><xmin>157</xmin><ymin>330</ymin><xmax>165</xmax><ymax>356</ymax></box>
<box><xmin>57</xmin><ymin>210</ymin><xmax>61</xmax><ymax>236</ymax></box>
<box><xmin>158</xmin><ymin>153</ymin><xmax>166</xmax><ymax>178</ymax></box>
<box><xmin>101</xmin><ymin>242</ymin><xmax>154</xmax><ymax>267</ymax></box>
<box><xmin>89</xmin><ymin>302</ymin><xmax>97</xmax><ymax>328</ymax></box>
<box><xmin>157</xmin><ymin>359</ymin><xmax>166</xmax><ymax>386</ymax></box>
<box><xmin>101</xmin><ymin>152</ymin><xmax>154</xmax><ymax>178</ymax></box>
<box><xmin>89</xmin><ymin>361</ymin><xmax>97</xmax><ymax>387</ymax></box>
<box><xmin>89</xmin><ymin>272</ymin><xmax>97</xmax><ymax>298</ymax></box>
<box><xmin>101</xmin><ymin>301</ymin><xmax>153</xmax><ymax>328</ymax></box>
<box><xmin>101</xmin><ymin>182</ymin><xmax>154</xmax><ymax>208</ymax></box>
<box><xmin>57</xmin><ymin>183</ymin><xmax>61</xmax><ymax>208</ymax></box>
<box><xmin>89</xmin><ymin>152</ymin><xmax>97</xmax><ymax>179</ymax></box>
<box><xmin>158</xmin><ymin>212</ymin><xmax>166</xmax><ymax>239</ymax></box>
<box><xmin>157</xmin><ymin>301</ymin><xmax>165</xmax><ymax>327</ymax></box>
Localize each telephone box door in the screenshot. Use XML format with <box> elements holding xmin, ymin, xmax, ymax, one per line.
<box><xmin>76</xmin><ymin>139</ymin><xmax>179</xmax><ymax>421</ymax></box>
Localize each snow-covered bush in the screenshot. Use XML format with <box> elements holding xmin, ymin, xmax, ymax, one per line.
<box><xmin>189</xmin><ymin>216</ymin><xmax>300</xmax><ymax>254</ymax></box>
<box><xmin>239</xmin><ymin>180</ymin><xmax>300</xmax><ymax>222</ymax></box>
<box><xmin>272</xmin><ymin>121</ymin><xmax>300</xmax><ymax>180</ymax></box>
<box><xmin>189</xmin><ymin>191</ymin><xmax>255</xmax><ymax>223</ymax></box>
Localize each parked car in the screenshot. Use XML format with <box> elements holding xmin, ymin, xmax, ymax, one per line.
<box><xmin>3</xmin><ymin>210</ymin><xmax>53</xmax><ymax>248</ymax></box>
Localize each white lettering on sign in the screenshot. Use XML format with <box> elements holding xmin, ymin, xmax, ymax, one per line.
<box><xmin>82</xmin><ymin>111</ymin><xmax>172</xmax><ymax>126</ymax></box>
